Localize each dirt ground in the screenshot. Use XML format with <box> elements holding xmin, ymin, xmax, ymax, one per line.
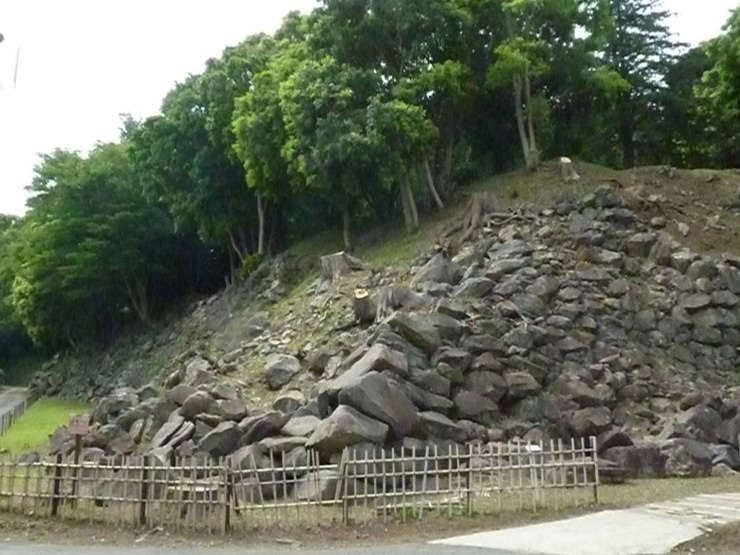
<box><xmin>673</xmin><ymin>521</ymin><xmax>740</xmax><ymax>554</ymax></box>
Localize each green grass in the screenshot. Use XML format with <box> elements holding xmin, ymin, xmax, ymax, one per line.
<box><xmin>0</xmin><ymin>397</ymin><xmax>91</xmax><ymax>455</ymax></box>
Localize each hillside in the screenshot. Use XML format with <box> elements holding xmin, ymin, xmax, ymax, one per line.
<box><xmin>30</xmin><ymin>161</ymin><xmax>740</xmax><ymax>404</ymax></box>
<box><xmin>23</xmin><ymin>161</ymin><xmax>740</xmax><ymax>482</ymax></box>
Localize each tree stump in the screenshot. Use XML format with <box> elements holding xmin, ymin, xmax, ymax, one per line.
<box><xmin>559</xmin><ymin>157</ymin><xmax>580</xmax><ymax>183</ymax></box>
<box><xmin>374</xmin><ymin>285</ymin><xmax>428</xmax><ymax>323</ymax></box>
<box><xmin>352</xmin><ymin>289</ymin><xmax>376</xmax><ymax>324</ymax></box>
<box><xmin>317</xmin><ymin>251</ymin><xmax>367</xmax><ymax>293</ymax></box>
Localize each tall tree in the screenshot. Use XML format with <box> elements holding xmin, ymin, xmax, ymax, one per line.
<box><xmin>597</xmin><ymin>0</ymin><xmax>682</xmax><ymax>167</ymax></box>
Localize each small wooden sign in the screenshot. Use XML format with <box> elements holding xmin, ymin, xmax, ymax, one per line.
<box><xmin>68</xmin><ymin>413</ymin><xmax>90</xmax><ymax>436</ymax></box>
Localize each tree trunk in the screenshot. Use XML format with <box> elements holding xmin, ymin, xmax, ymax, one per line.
<box><xmin>423</xmin><ymin>160</ymin><xmax>444</xmax><ymax>210</ymax></box>
<box><xmin>342</xmin><ymin>205</ymin><xmax>353</xmax><ymax>252</ymax></box>
<box><xmin>400</xmin><ymin>180</ymin><xmax>419</xmax><ymax>231</ymax></box>
<box><xmin>513</xmin><ymin>74</ymin><xmax>532</xmax><ymax>170</ymax></box>
<box><xmin>438</xmin><ymin>135</ymin><xmax>455</xmax><ymax>192</ymax></box>
<box><xmin>523</xmin><ymin>66</ymin><xmax>539</xmax><ymax>171</ymax></box>
<box><xmin>620</xmin><ymin>104</ymin><xmax>636</xmax><ymax>168</ymax></box>
<box><xmin>126</xmin><ymin>275</ymin><xmax>150</xmax><ymax>325</ymax></box>
<box><xmin>352</xmin><ymin>288</ymin><xmax>376</xmax><ymax>324</ymax></box>
<box><xmin>256</xmin><ymin>193</ymin><xmax>265</xmax><ymax>256</ymax></box>
<box><xmin>228</xmin><ymin>231</ymin><xmax>247</xmax><ymax>265</ymax></box>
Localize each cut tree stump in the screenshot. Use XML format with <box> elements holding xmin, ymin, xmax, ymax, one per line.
<box><xmin>317</xmin><ymin>251</ymin><xmax>367</xmax><ymax>293</ymax></box>
<box><xmin>559</xmin><ymin>156</ymin><xmax>580</xmax><ymax>183</ymax></box>
<box><xmin>375</xmin><ymin>285</ymin><xmax>428</xmax><ymax>323</ymax></box>
<box><xmin>352</xmin><ymin>288</ymin><xmax>376</xmax><ymax>324</ymax></box>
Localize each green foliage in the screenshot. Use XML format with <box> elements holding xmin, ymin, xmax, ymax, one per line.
<box><xmin>1</xmin><ymin>0</ymin><xmax>739</xmax><ymax>368</ymax></box>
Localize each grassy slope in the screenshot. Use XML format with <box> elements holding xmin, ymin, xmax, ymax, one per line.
<box><xmin>0</xmin><ymin>397</ymin><xmax>91</xmax><ymax>454</ymax></box>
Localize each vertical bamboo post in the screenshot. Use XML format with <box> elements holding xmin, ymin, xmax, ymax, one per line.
<box><xmin>50</xmin><ymin>454</ymin><xmax>63</xmax><ymax>517</ymax></box>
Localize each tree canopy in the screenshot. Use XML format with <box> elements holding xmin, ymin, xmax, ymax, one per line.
<box><xmin>1</xmin><ymin>0</ymin><xmax>738</xmax><ymax>362</ymax></box>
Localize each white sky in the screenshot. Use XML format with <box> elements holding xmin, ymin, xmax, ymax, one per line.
<box><xmin>0</xmin><ymin>0</ymin><xmax>736</xmax><ymax>216</ymax></box>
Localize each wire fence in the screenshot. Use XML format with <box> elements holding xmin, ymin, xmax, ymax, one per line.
<box><xmin>0</xmin><ymin>436</ymin><xmax>599</xmax><ymax>533</ymax></box>
<box><xmin>0</xmin><ymin>389</ymin><xmax>36</xmax><ymax>437</ymax></box>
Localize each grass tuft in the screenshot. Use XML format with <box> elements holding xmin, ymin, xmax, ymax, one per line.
<box><xmin>0</xmin><ymin>397</ymin><xmax>91</xmax><ymax>455</ymax></box>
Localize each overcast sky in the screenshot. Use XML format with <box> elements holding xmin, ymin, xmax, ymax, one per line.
<box><xmin>0</xmin><ymin>0</ymin><xmax>736</xmax><ymax>216</ymax></box>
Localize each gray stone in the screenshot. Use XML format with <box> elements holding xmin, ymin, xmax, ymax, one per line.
<box><xmin>464</xmin><ymin>371</ymin><xmax>507</xmax><ymax>403</ymax></box>
<box><xmin>185</xmin><ymin>357</ymin><xmax>214</xmax><ymax>386</ymax></box>
<box><xmin>331</xmin><ymin>344</ymin><xmax>408</xmax><ymax>394</ymax></box>
<box><xmin>168</xmin><ymin>384</ymin><xmax>197</xmax><ymax>406</ymax></box>
<box><xmin>338</xmin><ymin>372</ymin><xmax>418</xmax><ymax>440</ymax></box>
<box><xmin>282</xmin><ymin>415</ymin><xmax>321</xmax><ymax>437</ymax></box>
<box><xmin>240</xmin><ymin>411</ymin><xmax>289</xmax><ymax>445</ymax></box>
<box><xmin>293</xmin><ymin>469</ymin><xmax>345</xmax><ymax>502</ymax></box>
<box><xmin>272</xmin><ymin>390</ymin><xmax>306</xmax><ymax>414</ymax></box>
<box><xmin>198</xmin><ymin>421</ymin><xmax>241</xmax><ymax>457</ymax></box>
<box><xmin>409</xmin><ymin>368</ymin><xmax>451</xmax><ymax>398</ymax></box>
<box><xmin>505</xmin><ymin>372</ymin><xmax>541</xmax><ymax>401</ymax></box>
<box><xmin>150</xmin><ymin>412</ymin><xmax>185</xmax><ymax>448</ymax></box>
<box><xmin>411</xmin><ymin>253</ymin><xmax>462</xmax><ymax>287</ymax></box>
<box><xmin>569</xmin><ymin>407</ymin><xmax>612</xmax><ymax>437</ymax></box>
<box><xmin>264</xmin><ymin>354</ymin><xmax>301</xmax><ymax>390</ymax></box>
<box><xmin>624</xmin><ymin>232</ymin><xmax>657</xmax><ymax>257</ymax></box>
<box><xmin>412</xmin><ymin>411</ymin><xmax>467</xmax><ymax>442</ymax></box>
<box><xmin>218</xmin><ymin>399</ymin><xmax>249</xmax><ymax>421</ymax></box>
<box><xmin>453</xmin><ymin>390</ymin><xmax>497</xmax><ymax>424</ymax></box>
<box><xmin>661</xmin><ymin>438</ymin><xmax>713</xmax><ymax>478</ymax></box>
<box><xmin>455</xmin><ymin>277</ymin><xmax>495</xmax><ymax>298</ymax></box>
<box><xmin>387</xmin><ymin>312</ymin><xmax>442</xmax><ymax>356</ymax></box>
<box><xmin>306</xmin><ymin>405</ymin><xmax>389</xmax><ymax>453</ymax></box>
<box><xmin>601</xmin><ymin>442</ymin><xmax>666</xmax><ymax>479</ymax></box>
<box><xmin>181</xmin><ymin>391</ymin><xmax>219</xmax><ymax>420</ymax></box>
<box><xmin>211</xmin><ymin>383</ymin><xmax>239</xmax><ymax>401</ymax></box>
<box><xmin>528</xmin><ymin>275</ymin><xmax>560</xmax><ymax>302</ymax></box>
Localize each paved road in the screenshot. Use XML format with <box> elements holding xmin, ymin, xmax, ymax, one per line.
<box><xmin>0</xmin><ymin>387</ymin><xmax>29</xmax><ymax>415</ymax></box>
<box><xmin>433</xmin><ymin>493</ymin><xmax>740</xmax><ymax>555</ymax></box>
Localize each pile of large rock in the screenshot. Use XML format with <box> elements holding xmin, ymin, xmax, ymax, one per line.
<box><xmin>47</xmin><ymin>185</ymin><xmax>740</xmax><ymax>482</ymax></box>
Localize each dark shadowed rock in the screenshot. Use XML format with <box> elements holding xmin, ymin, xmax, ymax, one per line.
<box><xmin>240</xmin><ymin>411</ymin><xmax>289</xmax><ymax>445</ymax></box>
<box><xmin>388</xmin><ymin>312</ymin><xmax>442</xmax><ymax>356</ymax></box>
<box><xmin>661</xmin><ymin>438</ymin><xmax>712</xmax><ymax>478</ymax></box>
<box><xmin>408</xmin><ymin>368</ymin><xmax>451</xmax><ymax>397</ymax></box>
<box><xmin>218</xmin><ymin>399</ymin><xmax>249</xmax><ymax>421</ymax></box>
<box><xmin>181</xmin><ymin>391</ymin><xmax>219</xmax><ymax>420</ymax></box>
<box><xmin>411</xmin><ymin>253</ymin><xmax>462</xmax><ymax>287</ymax></box>
<box><xmin>388</xmin><ymin>374</ymin><xmax>454</xmax><ymax>414</ymax></box>
<box><xmin>505</xmin><ymin>372</ymin><xmax>541</xmax><ymax>401</ymax></box>
<box><xmin>185</xmin><ymin>356</ymin><xmax>215</xmax><ymax>387</ymax></box>
<box><xmin>455</xmin><ymin>277</ymin><xmax>495</xmax><ymax>298</ymax></box>
<box><xmin>711</xmin><ymin>444</ymin><xmax>740</xmax><ymax>470</ymax></box>
<box><xmin>198</xmin><ymin>421</ymin><xmax>241</xmax><ymax>457</ymax></box>
<box><xmin>282</xmin><ymin>415</ymin><xmax>321</xmax><ymax>437</ymax></box>
<box><xmin>273</xmin><ymin>390</ymin><xmax>306</xmax><ymax>414</ymax></box>
<box><xmin>433</xmin><ymin>347</ymin><xmax>472</xmax><ymax>374</ymax></box>
<box><xmin>568</xmin><ymin>407</ymin><xmax>612</xmax><ymax>437</ymax></box>
<box><xmin>306</xmin><ymin>405</ymin><xmax>389</xmax><ymax>453</ymax></box>
<box><xmin>601</xmin><ymin>442</ymin><xmax>666</xmax><ymax>479</ymax></box>
<box><xmin>168</xmin><ymin>384</ymin><xmax>196</xmax><ymax>406</ymax></box>
<box><xmin>330</xmin><ymin>344</ymin><xmax>408</xmax><ymax>394</ymax></box>
<box><xmin>412</xmin><ymin>411</ymin><xmax>467</xmax><ymax>442</ymax></box>
<box><xmin>453</xmin><ymin>390</ymin><xmax>497</xmax><ymax>425</ymax></box>
<box><xmin>596</xmin><ymin>430</ymin><xmax>634</xmax><ymax>454</ymax></box>
<box><xmin>92</xmin><ymin>388</ymin><xmax>139</xmax><ymax>425</ymax></box>
<box><xmin>676</xmin><ymin>405</ymin><xmax>722</xmax><ymax>444</ymax></box>
<box><xmin>264</xmin><ymin>354</ymin><xmax>301</xmax><ymax>390</ymax></box>
<box><xmin>211</xmin><ymin>383</ymin><xmax>239</xmax><ymax>401</ymax></box>
<box><xmin>427</xmin><ymin>312</ymin><xmax>464</xmax><ymax>344</ymax></box>
<box><xmin>307</xmin><ymin>347</ymin><xmax>333</xmax><ymax>376</ymax></box>
<box><xmin>338</xmin><ymin>372</ymin><xmax>418</xmax><ymax>440</ymax></box>
<box><xmin>465</xmin><ymin>371</ymin><xmax>507</xmax><ymax>403</ymax></box>
<box><xmin>150</xmin><ymin>412</ymin><xmax>185</xmax><ymax>449</ymax></box>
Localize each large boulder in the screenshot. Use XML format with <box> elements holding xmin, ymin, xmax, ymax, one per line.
<box><xmin>92</xmin><ymin>388</ymin><xmax>139</xmax><ymax>425</ymax></box>
<box><xmin>600</xmin><ymin>442</ymin><xmax>667</xmax><ymax>479</ymax></box>
<box><xmin>412</xmin><ymin>411</ymin><xmax>467</xmax><ymax>443</ymax></box>
<box><xmin>338</xmin><ymin>372</ymin><xmax>418</xmax><ymax>441</ymax></box>
<box><xmin>387</xmin><ymin>312</ymin><xmax>442</xmax><ymax>356</ymax></box>
<box><xmin>306</xmin><ymin>405</ymin><xmax>389</xmax><ymax>454</ymax></box>
<box><xmin>505</xmin><ymin>372</ymin><xmax>541</xmax><ymax>402</ymax></box>
<box><xmin>240</xmin><ymin>411</ymin><xmax>289</xmax><ymax>445</ymax></box>
<box><xmin>676</xmin><ymin>405</ymin><xmax>722</xmax><ymax>444</ymax></box>
<box><xmin>272</xmin><ymin>390</ymin><xmax>306</xmax><ymax>414</ymax></box>
<box><xmin>330</xmin><ymin>344</ymin><xmax>408</xmax><ymax>393</ymax></box>
<box><xmin>150</xmin><ymin>412</ymin><xmax>186</xmax><ymax>449</ymax></box>
<box><xmin>181</xmin><ymin>391</ymin><xmax>219</xmax><ymax>420</ymax></box>
<box><xmin>661</xmin><ymin>438</ymin><xmax>713</xmax><ymax>478</ymax></box>
<box><xmin>568</xmin><ymin>407</ymin><xmax>612</xmax><ymax>438</ymax></box>
<box><xmin>263</xmin><ymin>354</ymin><xmax>301</xmax><ymax>390</ymax></box>
<box><xmin>293</xmin><ymin>469</ymin><xmax>344</xmax><ymax>502</ymax></box>
<box><xmin>282</xmin><ymin>415</ymin><xmax>321</xmax><ymax>437</ymax></box>
<box><xmin>411</xmin><ymin>253</ymin><xmax>462</xmax><ymax>287</ymax></box>
<box><xmin>184</xmin><ymin>356</ymin><xmax>215</xmax><ymax>386</ymax></box>
<box><xmin>198</xmin><ymin>421</ymin><xmax>241</xmax><ymax>457</ymax></box>
<box><xmin>168</xmin><ymin>384</ymin><xmax>197</xmax><ymax>406</ymax></box>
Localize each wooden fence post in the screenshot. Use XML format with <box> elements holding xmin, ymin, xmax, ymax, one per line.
<box><xmin>591</xmin><ymin>435</ymin><xmax>599</xmax><ymax>504</ymax></box>
<box><xmin>50</xmin><ymin>453</ymin><xmax>63</xmax><ymax>517</ymax></box>
<box><xmin>223</xmin><ymin>458</ymin><xmax>232</xmax><ymax>534</ymax></box>
<box><xmin>140</xmin><ymin>455</ymin><xmax>149</xmax><ymax>526</ymax></box>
